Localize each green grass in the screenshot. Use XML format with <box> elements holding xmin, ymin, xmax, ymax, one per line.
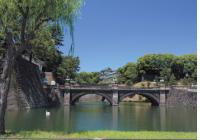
<box><xmin>0</xmin><ymin>130</ymin><xmax>197</xmax><ymax>139</ymax></box>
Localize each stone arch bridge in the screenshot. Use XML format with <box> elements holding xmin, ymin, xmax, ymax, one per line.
<box><xmin>58</xmin><ymin>85</ymin><xmax>170</xmax><ymax>106</ymax></box>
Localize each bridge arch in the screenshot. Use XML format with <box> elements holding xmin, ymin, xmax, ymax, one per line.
<box><xmin>71</xmin><ymin>92</ymin><xmax>113</xmax><ymax>105</ymax></box>
<box><xmin>120</xmin><ymin>92</ymin><xmax>159</xmax><ymax>106</ymax></box>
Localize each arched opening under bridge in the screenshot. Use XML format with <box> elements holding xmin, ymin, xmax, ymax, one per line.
<box><xmin>71</xmin><ymin>93</ymin><xmax>113</xmax><ymax>105</ymax></box>
<box><xmin>120</xmin><ymin>92</ymin><xmax>159</xmax><ymax>106</ymax></box>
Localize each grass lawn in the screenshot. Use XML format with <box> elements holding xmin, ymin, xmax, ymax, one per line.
<box><xmin>0</xmin><ymin>130</ymin><xmax>197</xmax><ymax>139</ymax></box>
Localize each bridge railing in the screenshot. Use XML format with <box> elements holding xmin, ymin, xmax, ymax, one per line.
<box><xmin>69</xmin><ymin>84</ymin><xmax>113</xmax><ymax>89</ymax></box>
<box><xmin>170</xmin><ymin>85</ymin><xmax>197</xmax><ymax>89</ymax></box>
<box><xmin>58</xmin><ymin>84</ymin><xmax>196</xmax><ymax>93</ymax></box>
<box><xmin>60</xmin><ymin>84</ymin><xmax>169</xmax><ymax>90</ymax></box>
<box><xmin>71</xmin><ymin>84</ymin><xmax>112</xmax><ymax>87</ymax></box>
<box><xmin>170</xmin><ymin>85</ymin><xmax>197</xmax><ymax>92</ymax></box>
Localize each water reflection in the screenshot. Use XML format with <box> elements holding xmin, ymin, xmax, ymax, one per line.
<box><xmin>64</xmin><ymin>106</ymin><xmax>70</xmax><ymax>132</ymax></box>
<box><xmin>160</xmin><ymin>107</ymin><xmax>166</xmax><ymax>131</ymax></box>
<box><xmin>5</xmin><ymin>102</ymin><xmax>196</xmax><ymax>132</ymax></box>
<box><xmin>112</xmin><ymin>106</ymin><xmax>118</xmax><ymax>129</ymax></box>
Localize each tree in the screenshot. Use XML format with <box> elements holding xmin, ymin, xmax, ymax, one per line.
<box><xmin>137</xmin><ymin>54</ymin><xmax>175</xmax><ymax>81</ymax></box>
<box><xmin>75</xmin><ymin>72</ymin><xmax>100</xmax><ymax>84</ymax></box>
<box><xmin>32</xmin><ymin>25</ymin><xmax>64</xmax><ymax>75</ymax></box>
<box><xmin>171</xmin><ymin>54</ymin><xmax>197</xmax><ymax>81</ymax></box>
<box><xmin>191</xmin><ymin>68</ymin><xmax>197</xmax><ymax>84</ymax></box>
<box><xmin>168</xmin><ymin>74</ymin><xmax>176</xmax><ymax>86</ymax></box>
<box><xmin>56</xmin><ymin>56</ymin><xmax>80</xmax><ymax>84</ymax></box>
<box><xmin>160</xmin><ymin>68</ymin><xmax>172</xmax><ymax>83</ymax></box>
<box><xmin>0</xmin><ymin>0</ymin><xmax>82</xmax><ymax>134</ymax></box>
<box><xmin>117</xmin><ymin>62</ymin><xmax>138</xmax><ymax>85</ymax></box>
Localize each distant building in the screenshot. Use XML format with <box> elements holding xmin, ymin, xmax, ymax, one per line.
<box><xmin>99</xmin><ymin>68</ymin><xmax>119</xmax><ymax>84</ymax></box>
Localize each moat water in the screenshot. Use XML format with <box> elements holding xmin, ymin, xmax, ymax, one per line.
<box><xmin>5</xmin><ymin>102</ymin><xmax>196</xmax><ymax>132</ymax></box>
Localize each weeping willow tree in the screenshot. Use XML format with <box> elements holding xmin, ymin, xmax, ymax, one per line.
<box><xmin>0</xmin><ymin>0</ymin><xmax>82</xmax><ymax>134</ymax></box>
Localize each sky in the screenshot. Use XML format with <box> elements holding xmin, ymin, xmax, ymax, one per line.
<box><xmin>61</xmin><ymin>0</ymin><xmax>197</xmax><ymax>72</ymax></box>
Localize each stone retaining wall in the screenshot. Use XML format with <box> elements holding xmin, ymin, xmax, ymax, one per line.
<box><xmin>7</xmin><ymin>57</ymin><xmax>49</xmax><ymax>110</ymax></box>
<box><xmin>166</xmin><ymin>88</ymin><xmax>197</xmax><ymax>107</ymax></box>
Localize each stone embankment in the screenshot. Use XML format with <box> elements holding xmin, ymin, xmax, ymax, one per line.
<box><xmin>166</xmin><ymin>87</ymin><xmax>196</xmax><ymax>107</ymax></box>
<box><xmin>6</xmin><ymin>57</ymin><xmax>49</xmax><ymax>110</ymax></box>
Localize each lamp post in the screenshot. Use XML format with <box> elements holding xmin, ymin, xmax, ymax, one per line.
<box><xmin>112</xmin><ymin>77</ymin><xmax>118</xmax><ymax>90</ymax></box>
<box><xmin>185</xmin><ymin>73</ymin><xmax>189</xmax><ymax>88</ymax></box>
<box><xmin>160</xmin><ymin>77</ymin><xmax>165</xmax><ymax>89</ymax></box>
<box><xmin>65</xmin><ymin>77</ymin><xmax>71</xmax><ymax>93</ymax></box>
<box><xmin>112</xmin><ymin>77</ymin><xmax>117</xmax><ymax>85</ymax></box>
<box><xmin>64</xmin><ymin>77</ymin><xmax>72</xmax><ymax>106</ymax></box>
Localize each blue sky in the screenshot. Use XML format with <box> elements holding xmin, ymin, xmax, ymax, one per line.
<box><xmin>61</xmin><ymin>0</ymin><xmax>197</xmax><ymax>72</ymax></box>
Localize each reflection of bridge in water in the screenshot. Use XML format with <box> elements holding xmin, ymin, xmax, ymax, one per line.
<box><xmin>63</xmin><ymin>105</ymin><xmax>169</xmax><ymax>131</ymax></box>
<box><xmin>58</xmin><ymin>85</ymin><xmax>170</xmax><ymax>106</ymax></box>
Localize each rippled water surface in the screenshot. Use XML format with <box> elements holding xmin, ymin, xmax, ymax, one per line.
<box><xmin>5</xmin><ymin>102</ymin><xmax>196</xmax><ymax>132</ymax></box>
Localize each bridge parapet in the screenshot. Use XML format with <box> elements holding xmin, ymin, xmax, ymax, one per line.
<box><xmin>60</xmin><ymin>84</ymin><xmax>170</xmax><ymax>91</ymax></box>
<box><xmin>170</xmin><ymin>85</ymin><xmax>197</xmax><ymax>93</ymax></box>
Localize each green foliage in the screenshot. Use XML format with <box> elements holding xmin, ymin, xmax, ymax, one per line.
<box><xmin>168</xmin><ymin>74</ymin><xmax>176</xmax><ymax>86</ymax></box>
<box><xmin>179</xmin><ymin>77</ymin><xmax>196</xmax><ymax>86</ymax></box>
<box><xmin>171</xmin><ymin>54</ymin><xmax>197</xmax><ymax>80</ymax></box>
<box><xmin>140</xmin><ymin>83</ymin><xmax>145</xmax><ymax>88</ymax></box>
<box><xmin>191</xmin><ymin>68</ymin><xmax>197</xmax><ymax>83</ymax></box>
<box><xmin>32</xmin><ymin>25</ymin><xmax>64</xmax><ymax>75</ymax></box>
<box><xmin>0</xmin><ymin>0</ymin><xmax>83</xmax><ymax>134</ymax></box>
<box><xmin>34</xmin><ymin>45</ymin><xmax>62</xmax><ymax>73</ymax></box>
<box><xmin>117</xmin><ymin>54</ymin><xmax>196</xmax><ymax>85</ymax></box>
<box><xmin>0</xmin><ymin>0</ymin><xmax>82</xmax><ymax>55</ymax></box>
<box><xmin>117</xmin><ymin>62</ymin><xmax>138</xmax><ymax>85</ymax></box>
<box><xmin>160</xmin><ymin>68</ymin><xmax>172</xmax><ymax>82</ymax></box>
<box><xmin>137</xmin><ymin>54</ymin><xmax>175</xmax><ymax>79</ymax></box>
<box><xmin>0</xmin><ymin>0</ymin><xmax>82</xmax><ymax>82</ymax></box>
<box><xmin>75</xmin><ymin>72</ymin><xmax>100</xmax><ymax>84</ymax></box>
<box><xmin>56</xmin><ymin>56</ymin><xmax>80</xmax><ymax>84</ymax></box>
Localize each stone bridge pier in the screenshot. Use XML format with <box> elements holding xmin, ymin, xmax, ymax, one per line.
<box><xmin>61</xmin><ymin>85</ymin><xmax>168</xmax><ymax>106</ymax></box>
<box><xmin>159</xmin><ymin>88</ymin><xmax>166</xmax><ymax>106</ymax></box>
<box><xmin>112</xmin><ymin>85</ymin><xmax>119</xmax><ymax>106</ymax></box>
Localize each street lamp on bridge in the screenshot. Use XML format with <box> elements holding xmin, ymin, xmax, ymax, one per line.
<box><xmin>65</xmin><ymin>77</ymin><xmax>72</xmax><ymax>95</ymax></box>
<box><xmin>112</xmin><ymin>77</ymin><xmax>118</xmax><ymax>89</ymax></box>
<box><xmin>65</xmin><ymin>77</ymin><xmax>76</xmax><ymax>90</ymax></box>
<box><xmin>159</xmin><ymin>77</ymin><xmax>166</xmax><ymax>90</ymax></box>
